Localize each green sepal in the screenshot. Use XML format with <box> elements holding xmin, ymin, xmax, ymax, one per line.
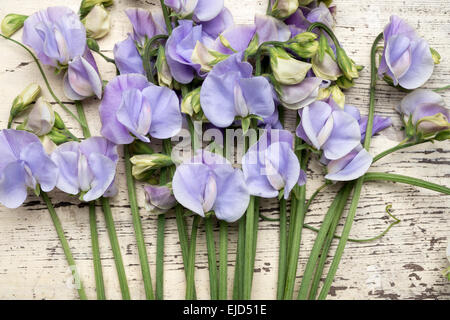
<box><xmin>434</xmin><ymin>130</ymin><xmax>450</xmax><ymax>141</ymax></box>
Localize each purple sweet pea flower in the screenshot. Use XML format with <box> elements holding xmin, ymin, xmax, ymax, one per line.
<box><xmin>324</xmin><ymin>144</ymin><xmax>373</xmax><ymax>181</ymax></box>
<box><xmin>378</xmin><ymin>15</ymin><xmax>434</xmax><ymax>90</ymax></box>
<box><xmin>296</xmin><ymin>100</ymin><xmax>361</xmax><ymax>160</ymax></box>
<box><xmin>172</xmin><ymin>150</ymin><xmax>249</xmax><ymax>222</ymax></box>
<box><xmin>51</xmin><ymin>136</ymin><xmax>118</xmax><ymax>202</ymax></box>
<box><xmin>398</xmin><ymin>89</ymin><xmax>450</xmax><ymax>134</ymax></box>
<box><xmin>23</xmin><ymin>6</ymin><xmax>86</xmax><ymax>67</ymax></box>
<box><xmin>0</xmin><ymin>129</ymin><xmax>58</xmax><ymax>208</ymax></box>
<box><xmin>213</xmin><ymin>24</ymin><xmax>256</xmax><ymax>54</ymax></box>
<box><xmin>165</xmin><ymin>20</ymin><xmax>216</xmax><ymax>83</ymax></box>
<box><xmin>286</xmin><ymin>3</ymin><xmax>335</xmax><ymax>37</ymax></box>
<box><xmin>100</xmin><ymin>74</ymin><xmax>182</xmax><ymax>145</ymax></box>
<box><xmin>113</xmin><ymin>36</ymin><xmax>145</xmax><ymax>75</ymax></box>
<box><xmin>258</xmin><ymin>108</ymin><xmax>283</xmax><ymax>129</ymax></box>
<box><xmin>242</xmin><ymin>129</ymin><xmax>305</xmax><ymax>199</ymax></box>
<box><xmin>125</xmin><ymin>8</ymin><xmax>167</xmax><ymax>47</ymax></box>
<box><xmin>164</xmin><ymin>0</ymin><xmax>224</xmax><ymax>22</ymax></box>
<box><xmin>255</xmin><ymin>13</ymin><xmax>291</xmax><ymax>44</ymax></box>
<box><xmin>277</xmin><ymin>77</ymin><xmax>322</xmax><ymax>110</ymax></box>
<box><xmin>200</xmin><ymin>53</ymin><xmax>275</xmax><ymax>127</ymax></box>
<box><xmin>344</xmin><ymin>105</ymin><xmax>392</xmax><ymax>141</ymax></box>
<box><xmin>63</xmin><ymin>47</ymin><xmax>102</xmax><ymax>100</ymax></box>
<box><xmin>144</xmin><ymin>184</ymin><xmax>176</xmax><ymax>214</ymax></box>
<box><xmin>201</xmin><ymin>8</ymin><xmax>234</xmax><ymax>38</ymax></box>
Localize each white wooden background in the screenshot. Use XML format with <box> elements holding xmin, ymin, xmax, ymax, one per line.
<box><xmin>0</xmin><ymin>0</ymin><xmax>448</xmax><ymax>300</ymax></box>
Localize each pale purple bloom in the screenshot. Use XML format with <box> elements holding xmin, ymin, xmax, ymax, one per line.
<box><xmin>258</xmin><ymin>108</ymin><xmax>283</xmax><ymax>129</ymax></box>
<box><xmin>164</xmin><ymin>0</ymin><xmax>224</xmax><ymax>22</ymax></box>
<box><xmin>23</xmin><ymin>6</ymin><xmax>86</xmax><ymax>67</ymax></box>
<box><xmin>277</xmin><ymin>77</ymin><xmax>322</xmax><ymax>110</ymax></box>
<box><xmin>286</xmin><ymin>3</ymin><xmax>335</xmax><ymax>37</ymax></box>
<box><xmin>63</xmin><ymin>47</ymin><xmax>102</xmax><ymax>100</ymax></box>
<box><xmin>125</xmin><ymin>8</ymin><xmax>167</xmax><ymax>47</ymax></box>
<box><xmin>200</xmin><ymin>53</ymin><xmax>275</xmax><ymax>127</ymax></box>
<box><xmin>172</xmin><ymin>150</ymin><xmax>249</xmax><ymax>222</ymax></box>
<box><xmin>113</xmin><ymin>36</ymin><xmax>145</xmax><ymax>75</ymax></box>
<box><xmin>398</xmin><ymin>89</ymin><xmax>450</xmax><ymax>134</ymax></box>
<box><xmin>296</xmin><ymin>100</ymin><xmax>361</xmax><ymax>160</ymax></box>
<box><xmin>378</xmin><ymin>15</ymin><xmax>434</xmax><ymax>90</ymax></box>
<box><xmin>144</xmin><ymin>184</ymin><xmax>176</xmax><ymax>214</ymax></box>
<box><xmin>51</xmin><ymin>137</ymin><xmax>118</xmax><ymax>201</ymax></box>
<box><xmin>100</xmin><ymin>74</ymin><xmax>182</xmax><ymax>145</ymax></box>
<box><xmin>165</xmin><ymin>20</ymin><xmax>215</xmax><ymax>83</ymax></box>
<box><xmin>242</xmin><ymin>129</ymin><xmax>304</xmax><ymax>199</ymax></box>
<box><xmin>344</xmin><ymin>105</ymin><xmax>392</xmax><ymax>141</ymax></box>
<box><xmin>213</xmin><ymin>24</ymin><xmax>256</xmax><ymax>54</ymax></box>
<box><xmin>325</xmin><ymin>144</ymin><xmax>373</xmax><ymax>181</ymax></box>
<box><xmin>0</xmin><ymin>129</ymin><xmax>58</xmax><ymax>208</ymax></box>
<box><xmin>201</xmin><ymin>8</ymin><xmax>234</xmax><ymax>38</ymax></box>
<box><xmin>255</xmin><ymin>13</ymin><xmax>291</xmax><ymax>44</ymax></box>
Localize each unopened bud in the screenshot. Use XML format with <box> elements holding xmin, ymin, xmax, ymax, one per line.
<box><xmin>181</xmin><ymin>87</ymin><xmax>201</xmax><ymax>116</ymax></box>
<box><xmin>10</xmin><ymin>83</ymin><xmax>41</xmax><ymax>120</ymax></box>
<box><xmin>130</xmin><ymin>140</ymin><xmax>154</xmax><ymax>155</ymax></box>
<box><xmin>82</xmin><ymin>4</ymin><xmax>111</xmax><ymax>39</ymax></box>
<box><xmin>54</xmin><ymin>111</ymin><xmax>65</xmax><ymax>129</ymax></box>
<box><xmin>155</xmin><ymin>45</ymin><xmax>173</xmax><ymax>88</ymax></box>
<box><xmin>269</xmin><ymin>47</ymin><xmax>311</xmax><ymax>85</ymax></box>
<box><xmin>271</xmin><ymin>0</ymin><xmax>299</xmax><ymax>19</ymax></box>
<box><xmin>87</xmin><ymin>38</ymin><xmax>100</xmax><ymax>52</ymax></box>
<box><xmin>24</xmin><ymin>97</ymin><xmax>55</xmax><ymax>136</ymax></box>
<box><xmin>47</xmin><ymin>128</ymin><xmax>70</xmax><ymax>145</ymax></box>
<box><xmin>430</xmin><ymin>48</ymin><xmax>441</xmax><ymax>65</ymax></box>
<box><xmin>336</xmin><ymin>47</ymin><xmax>359</xmax><ymax>80</ymax></box>
<box><xmin>130</xmin><ymin>154</ymin><xmax>174</xmax><ymax>180</ymax></box>
<box><xmin>1</xmin><ymin>13</ymin><xmax>27</xmax><ymax>37</ymax></box>
<box><xmin>80</xmin><ymin>0</ymin><xmax>114</xmax><ymax>18</ymax></box>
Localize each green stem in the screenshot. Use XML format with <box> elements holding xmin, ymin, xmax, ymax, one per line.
<box><xmin>372</xmin><ymin>139</ymin><xmax>432</xmax><ymax>163</ymax></box>
<box><xmin>186</xmin><ymin>215</ymin><xmax>201</xmax><ymax>299</ymax></box>
<box><xmin>364</xmin><ymin>172</ymin><xmax>450</xmax><ymax>194</ymax></box>
<box><xmin>306</xmin><ymin>22</ymin><xmax>341</xmax><ymax>48</ymax></box>
<box><xmin>218</xmin><ymin>220</ymin><xmax>228</xmax><ymax>300</ymax></box>
<box><xmin>250</xmin><ymin>197</ymin><xmax>260</xmax><ymax>290</ymax></box>
<box><xmin>100</xmin><ymin>197</ymin><xmax>130</xmax><ymax>300</ymax></box>
<box><xmin>242</xmin><ymin>196</ymin><xmax>256</xmax><ymax>299</ymax></box>
<box><xmin>204</xmin><ymin>216</ymin><xmax>218</xmax><ymax>299</ymax></box>
<box><xmin>232</xmin><ymin>216</ymin><xmax>246</xmax><ymax>299</ymax></box>
<box><xmin>305</xmin><ymin>182</ymin><xmax>331</xmax><ymax>212</ymax></box>
<box><xmin>318</xmin><ymin>33</ymin><xmax>384</xmax><ymax>300</ymax></box>
<box><xmin>41</xmin><ymin>192</ymin><xmax>87</xmax><ymax>300</ymax></box>
<box><xmin>143</xmin><ymin>34</ymin><xmax>169</xmax><ymax>83</ymax></box>
<box><xmin>89</xmin><ymin>202</ymin><xmax>105</xmax><ymax>300</ymax></box>
<box><xmin>276</xmin><ymin>197</ymin><xmax>287</xmax><ymax>300</ymax></box>
<box><xmin>156</xmin><ymin>214</ymin><xmax>165</xmax><ymax>300</ymax></box>
<box><xmin>433</xmin><ymin>84</ymin><xmax>450</xmax><ymax>92</ymax></box>
<box><xmin>124</xmin><ymin>145</ymin><xmax>154</xmax><ymax>300</ymax></box>
<box><xmin>0</xmin><ymin>34</ymin><xmax>86</xmax><ymax>129</ymax></box>
<box><xmin>297</xmin><ymin>184</ymin><xmax>353</xmax><ymax>300</ymax></box>
<box><xmin>159</xmin><ymin>0</ymin><xmax>173</xmax><ymax>34</ymax></box>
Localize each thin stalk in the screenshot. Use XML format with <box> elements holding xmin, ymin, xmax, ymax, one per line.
<box><xmin>276</xmin><ymin>197</ymin><xmax>287</xmax><ymax>300</ymax></box>
<box><xmin>372</xmin><ymin>139</ymin><xmax>431</xmax><ymax>163</ymax></box>
<box><xmin>306</xmin><ymin>22</ymin><xmax>340</xmax><ymax>48</ymax></box>
<box><xmin>100</xmin><ymin>197</ymin><xmax>130</xmax><ymax>300</ymax></box>
<box><xmin>204</xmin><ymin>216</ymin><xmax>219</xmax><ymax>299</ymax></box>
<box><xmin>159</xmin><ymin>0</ymin><xmax>173</xmax><ymax>34</ymax></box>
<box><xmin>41</xmin><ymin>192</ymin><xmax>87</xmax><ymax>300</ymax></box>
<box><xmin>297</xmin><ymin>184</ymin><xmax>353</xmax><ymax>300</ymax></box>
<box><xmin>232</xmin><ymin>216</ymin><xmax>246</xmax><ymax>299</ymax></box>
<box><xmin>218</xmin><ymin>220</ymin><xmax>228</xmax><ymax>300</ymax></box>
<box><xmin>124</xmin><ymin>145</ymin><xmax>154</xmax><ymax>300</ymax></box>
<box><xmin>0</xmin><ymin>34</ymin><xmax>86</xmax><ymax>129</ymax></box>
<box><xmin>433</xmin><ymin>85</ymin><xmax>450</xmax><ymax>92</ymax></box>
<box><xmin>364</xmin><ymin>172</ymin><xmax>450</xmax><ymax>194</ymax></box>
<box><xmin>242</xmin><ymin>196</ymin><xmax>256</xmax><ymax>299</ymax></box>
<box><xmin>143</xmin><ymin>34</ymin><xmax>169</xmax><ymax>83</ymax></box>
<box><xmin>318</xmin><ymin>33</ymin><xmax>384</xmax><ymax>300</ymax></box>
<box><xmin>305</xmin><ymin>182</ymin><xmax>331</xmax><ymax>212</ymax></box>
<box><xmin>156</xmin><ymin>165</ymin><xmax>168</xmax><ymax>300</ymax></box>
<box><xmin>250</xmin><ymin>197</ymin><xmax>260</xmax><ymax>289</ymax></box>
<box><xmin>186</xmin><ymin>215</ymin><xmax>201</xmax><ymax>299</ymax></box>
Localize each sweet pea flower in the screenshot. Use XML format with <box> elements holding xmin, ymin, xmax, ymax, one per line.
<box><xmin>285</xmin><ymin>3</ymin><xmax>335</xmax><ymax>36</ymax></box>
<box><xmin>200</xmin><ymin>53</ymin><xmax>275</xmax><ymax>127</ymax></box>
<box><xmin>99</xmin><ymin>74</ymin><xmax>182</xmax><ymax>145</ymax></box>
<box><xmin>344</xmin><ymin>105</ymin><xmax>392</xmax><ymax>141</ymax></box>
<box><xmin>63</xmin><ymin>47</ymin><xmax>102</xmax><ymax>100</ymax></box>
<box><xmin>255</xmin><ymin>14</ymin><xmax>291</xmax><ymax>44</ymax></box>
<box><xmin>201</xmin><ymin>8</ymin><xmax>234</xmax><ymax>38</ymax></box>
<box><xmin>51</xmin><ymin>137</ymin><xmax>118</xmax><ymax>201</ymax></box>
<box><xmin>324</xmin><ymin>144</ymin><xmax>373</xmax><ymax>181</ymax></box>
<box><xmin>165</xmin><ymin>20</ymin><xmax>216</xmax><ymax>83</ymax></box>
<box><xmin>125</xmin><ymin>8</ymin><xmax>167</xmax><ymax>47</ymax></box>
<box><xmin>296</xmin><ymin>100</ymin><xmax>361</xmax><ymax>160</ymax></box>
<box><xmin>213</xmin><ymin>24</ymin><xmax>256</xmax><ymax>55</ymax></box>
<box><xmin>378</xmin><ymin>15</ymin><xmax>434</xmax><ymax>90</ymax></box>
<box><xmin>24</xmin><ymin>97</ymin><xmax>55</xmax><ymax>136</ymax></box>
<box><xmin>113</xmin><ymin>36</ymin><xmax>145</xmax><ymax>75</ymax></box>
<box><xmin>164</xmin><ymin>0</ymin><xmax>224</xmax><ymax>22</ymax></box>
<box><xmin>0</xmin><ymin>129</ymin><xmax>58</xmax><ymax>208</ymax></box>
<box><xmin>23</xmin><ymin>6</ymin><xmax>87</xmax><ymax>67</ymax></box>
<box><xmin>172</xmin><ymin>150</ymin><xmax>249</xmax><ymax>223</ymax></box>
<box><xmin>397</xmin><ymin>89</ymin><xmax>450</xmax><ymax>134</ymax></box>
<box><xmin>144</xmin><ymin>184</ymin><xmax>176</xmax><ymax>215</ymax></box>
<box><xmin>242</xmin><ymin>129</ymin><xmax>305</xmax><ymax>199</ymax></box>
<box><xmin>276</xmin><ymin>77</ymin><xmax>322</xmax><ymax>110</ymax></box>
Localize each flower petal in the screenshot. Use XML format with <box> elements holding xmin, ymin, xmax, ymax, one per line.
<box><xmin>0</xmin><ymin>161</ymin><xmax>27</xmax><ymax>208</ymax></box>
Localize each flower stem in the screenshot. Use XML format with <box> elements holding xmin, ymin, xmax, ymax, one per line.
<box><xmin>297</xmin><ymin>183</ymin><xmax>353</xmax><ymax>300</ymax></box>
<box><xmin>124</xmin><ymin>145</ymin><xmax>154</xmax><ymax>299</ymax></box>
<box><xmin>41</xmin><ymin>192</ymin><xmax>87</xmax><ymax>300</ymax></box>
<box><xmin>218</xmin><ymin>220</ymin><xmax>228</xmax><ymax>300</ymax></box>
<box><xmin>143</xmin><ymin>34</ymin><xmax>169</xmax><ymax>83</ymax></box>
<box><xmin>159</xmin><ymin>0</ymin><xmax>173</xmax><ymax>34</ymax></box>
<box><xmin>204</xmin><ymin>216</ymin><xmax>219</xmax><ymax>299</ymax></box>
<box><xmin>306</xmin><ymin>22</ymin><xmax>341</xmax><ymax>48</ymax></box>
<box><xmin>372</xmin><ymin>139</ymin><xmax>432</xmax><ymax>163</ymax></box>
<box><xmin>305</xmin><ymin>182</ymin><xmax>331</xmax><ymax>212</ymax></box>
<box><xmin>186</xmin><ymin>215</ymin><xmax>201</xmax><ymax>299</ymax></box>
<box><xmin>242</xmin><ymin>196</ymin><xmax>256</xmax><ymax>299</ymax></box>
<box><xmin>317</xmin><ymin>33</ymin><xmax>384</xmax><ymax>300</ymax></box>
<box><xmin>155</xmin><ymin>165</ymin><xmax>168</xmax><ymax>300</ymax></box>
<box><xmin>75</xmin><ymin>100</ymin><xmax>105</xmax><ymax>300</ymax></box>
<box><xmin>101</xmin><ymin>197</ymin><xmax>130</xmax><ymax>299</ymax></box>
<box><xmin>276</xmin><ymin>197</ymin><xmax>287</xmax><ymax>300</ymax></box>
<box><xmin>232</xmin><ymin>216</ymin><xmax>246</xmax><ymax>299</ymax></box>
<box><xmin>433</xmin><ymin>84</ymin><xmax>450</xmax><ymax>92</ymax></box>
<box><xmin>0</xmin><ymin>34</ymin><xmax>86</xmax><ymax>129</ymax></box>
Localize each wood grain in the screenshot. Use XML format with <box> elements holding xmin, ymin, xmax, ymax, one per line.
<box><xmin>0</xmin><ymin>0</ymin><xmax>448</xmax><ymax>300</ymax></box>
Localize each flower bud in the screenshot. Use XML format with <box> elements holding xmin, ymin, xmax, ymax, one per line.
<box><xmin>53</xmin><ymin>111</ymin><xmax>65</xmax><ymax>130</ymax></box>
<box><xmin>430</xmin><ymin>48</ymin><xmax>441</xmax><ymax>65</ymax></box>
<box><xmin>10</xmin><ymin>83</ymin><xmax>41</xmax><ymax>121</ymax></box>
<box><xmin>80</xmin><ymin>0</ymin><xmax>113</xmax><ymax>18</ymax></box>
<box><xmin>144</xmin><ymin>184</ymin><xmax>177</xmax><ymax>215</ymax></box>
<box><xmin>312</xmin><ymin>51</ymin><xmax>342</xmax><ymax>81</ymax></box>
<box><xmin>336</xmin><ymin>75</ymin><xmax>354</xmax><ymax>89</ymax></box>
<box><xmin>155</xmin><ymin>44</ymin><xmax>173</xmax><ymax>88</ymax></box>
<box><xmin>336</xmin><ymin>47</ymin><xmax>359</xmax><ymax>80</ymax></box>
<box><xmin>181</xmin><ymin>87</ymin><xmax>201</xmax><ymax>116</ymax></box>
<box><xmin>130</xmin><ymin>154</ymin><xmax>174</xmax><ymax>180</ymax></box>
<box><xmin>87</xmin><ymin>38</ymin><xmax>100</xmax><ymax>52</ymax></box>
<box><xmin>286</xmin><ymin>39</ymin><xmax>319</xmax><ymax>59</ymax></box>
<box><xmin>82</xmin><ymin>4</ymin><xmax>111</xmax><ymax>39</ymax></box>
<box><xmin>269</xmin><ymin>47</ymin><xmax>312</xmax><ymax>85</ymax></box>
<box><xmin>47</xmin><ymin>128</ymin><xmax>70</xmax><ymax>145</ymax></box>
<box><xmin>1</xmin><ymin>13</ymin><xmax>27</xmax><ymax>37</ymax></box>
<box><xmin>24</xmin><ymin>97</ymin><xmax>55</xmax><ymax>136</ymax></box>
<box><xmin>244</xmin><ymin>34</ymin><xmax>259</xmax><ymax>59</ymax></box>
<box><xmin>271</xmin><ymin>0</ymin><xmax>299</xmax><ymax>19</ymax></box>
<box><xmin>130</xmin><ymin>140</ymin><xmax>154</xmax><ymax>155</ymax></box>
